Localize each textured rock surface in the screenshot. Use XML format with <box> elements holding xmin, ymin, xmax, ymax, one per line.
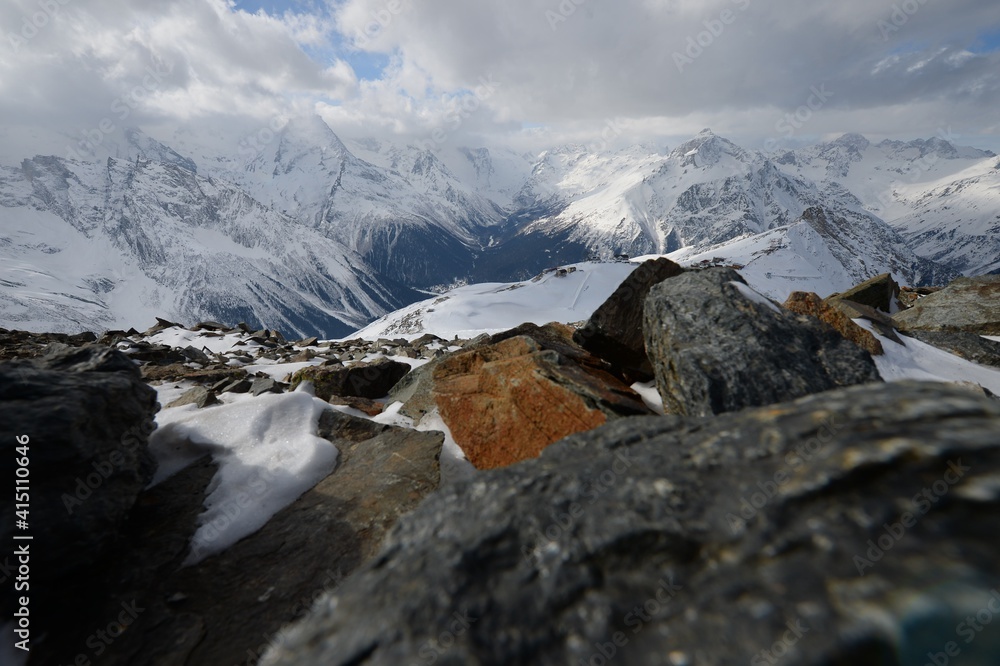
<box><xmin>643</xmin><ymin>268</ymin><xmax>882</xmax><ymax>416</ymax></box>
<box><xmin>893</xmin><ymin>275</ymin><xmax>1000</xmax><ymax>335</ymax></box>
<box><xmin>829</xmin><ymin>272</ymin><xmax>900</xmax><ymax>312</ymax></box>
<box><xmin>289</xmin><ymin>358</ymin><xmax>411</xmax><ymax>400</ymax></box>
<box><xmin>433</xmin><ymin>333</ymin><xmax>650</xmax><ymax>468</ymax></box>
<box><xmin>262</xmin><ymin>382</ymin><xmax>1000</xmax><ymax>666</ymax></box>
<box><xmin>827</xmin><ymin>298</ymin><xmax>905</xmax><ymax>343</ymax></box>
<box><xmin>0</xmin><ymin>345</ymin><xmax>159</xmax><ymax>640</ymax></box>
<box><xmin>783</xmin><ymin>291</ymin><xmax>884</xmax><ymax>355</ymax></box>
<box><xmin>573</xmin><ymin>257</ymin><xmax>685</xmax><ymax>381</ymax></box>
<box><xmin>32</xmin><ymin>410</ymin><xmax>443</xmax><ymax>666</ymax></box>
<box><xmin>0</xmin><ymin>345</ymin><xmax>158</xmax><ymax>576</ymax></box>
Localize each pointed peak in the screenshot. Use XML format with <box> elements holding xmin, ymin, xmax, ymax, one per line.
<box><xmin>832</xmin><ymin>133</ymin><xmax>870</xmax><ymax>150</ymax></box>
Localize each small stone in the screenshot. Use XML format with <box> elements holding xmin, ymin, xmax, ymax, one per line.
<box><xmin>166</xmin><ymin>386</ymin><xmax>219</xmax><ymax>409</ymax></box>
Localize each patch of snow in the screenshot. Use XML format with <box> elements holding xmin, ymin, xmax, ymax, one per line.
<box><xmin>984</xmin><ymin>336</ymin><xmax>1000</xmax><ymax>344</ymax></box>
<box><xmin>730</xmin><ymin>281</ymin><xmax>782</xmax><ymax>314</ymax></box>
<box><xmin>631</xmin><ymin>380</ymin><xmax>666</xmax><ymax>415</ymax></box>
<box><xmin>149</xmin><ymin>391</ymin><xmax>340</xmax><ymax>564</ymax></box>
<box><xmin>416</xmin><ymin>408</ymin><xmax>476</xmax><ymax>485</ymax></box>
<box><xmin>370</xmin><ymin>403</ymin><xmax>476</xmax><ymax>484</ymax></box>
<box><xmin>242</xmin><ymin>361</ymin><xmax>318</xmax><ymax>383</ymax></box>
<box><xmin>348</xmin><ymin>261</ymin><xmax>636</xmax><ymax>341</ymax></box>
<box><xmin>857</xmin><ymin>321</ymin><xmax>1000</xmax><ymax>395</ymax></box>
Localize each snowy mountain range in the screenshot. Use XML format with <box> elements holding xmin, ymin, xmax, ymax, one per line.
<box><xmin>0</xmin><ymin>119</ymin><xmax>995</xmax><ymax>336</ymax></box>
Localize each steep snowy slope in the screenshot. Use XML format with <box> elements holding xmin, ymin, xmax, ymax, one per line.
<box><xmin>0</xmin><ymin>154</ymin><xmax>422</xmax><ymax>336</ymax></box>
<box><xmin>475</xmin><ymin>129</ymin><xmax>945</xmax><ymax>290</ymax></box>
<box><xmin>350</xmin><ymin>261</ymin><xmax>637</xmax><ymax>341</ymax></box>
<box><xmin>1</xmin><ymin>122</ymin><xmax>993</xmax><ymax>337</ymax></box>
<box><xmin>668</xmin><ymin>207</ymin><xmax>950</xmax><ymax>302</ymax></box>
<box><xmin>776</xmin><ymin>134</ymin><xmax>1000</xmax><ymax>275</ymax></box>
<box><xmin>171</xmin><ymin>118</ymin><xmax>508</xmax><ymax>288</ymax></box>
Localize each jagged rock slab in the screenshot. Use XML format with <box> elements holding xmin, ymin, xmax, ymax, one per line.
<box><xmin>828</xmin><ymin>272</ymin><xmax>900</xmax><ymax>313</ymax></box>
<box><xmin>893</xmin><ymin>276</ymin><xmax>1000</xmax><ymax>335</ymax></box>
<box><xmin>290</xmin><ymin>359</ymin><xmax>411</xmax><ymax>400</ymax></box>
<box><xmin>574</xmin><ymin>257</ymin><xmax>685</xmax><ymax>381</ymax></box>
<box><xmin>261</xmin><ymin>382</ymin><xmax>1000</xmax><ymax>666</ymax></box>
<box><xmin>643</xmin><ymin>268</ymin><xmax>881</xmax><ymax>416</ymax></box>
<box><xmin>783</xmin><ymin>291</ymin><xmax>884</xmax><ymax>356</ymax></box>
<box><xmin>432</xmin><ymin>331</ymin><xmax>650</xmax><ymax>468</ymax></box>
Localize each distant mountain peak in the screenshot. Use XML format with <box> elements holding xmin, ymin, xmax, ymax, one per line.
<box><xmin>670</xmin><ymin>130</ymin><xmax>745</xmax><ymax>167</ymax></box>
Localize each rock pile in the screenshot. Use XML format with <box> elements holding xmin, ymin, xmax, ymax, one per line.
<box><xmin>5</xmin><ymin>263</ymin><xmax>1000</xmax><ymax>666</ymax></box>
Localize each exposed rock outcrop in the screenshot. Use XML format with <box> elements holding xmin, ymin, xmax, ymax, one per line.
<box><xmin>643</xmin><ymin>268</ymin><xmax>882</xmax><ymax>416</ymax></box>
<box><xmin>262</xmin><ymin>382</ymin><xmax>1000</xmax><ymax>666</ymax></box>
<box><xmin>29</xmin><ymin>409</ymin><xmax>443</xmax><ymax>666</ymax></box>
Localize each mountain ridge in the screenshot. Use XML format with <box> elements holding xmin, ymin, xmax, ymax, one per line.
<box><xmin>0</xmin><ymin>121</ymin><xmax>994</xmax><ymax>336</ymax></box>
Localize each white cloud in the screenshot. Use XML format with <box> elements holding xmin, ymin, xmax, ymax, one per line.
<box><xmin>1</xmin><ymin>0</ymin><xmax>999</xmax><ymax>152</ymax></box>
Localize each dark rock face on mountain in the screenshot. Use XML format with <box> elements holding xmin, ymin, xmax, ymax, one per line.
<box><xmin>643</xmin><ymin>268</ymin><xmax>882</xmax><ymax>416</ymax></box>
<box><xmin>893</xmin><ymin>275</ymin><xmax>1000</xmax><ymax>335</ymax></box>
<box><xmin>261</xmin><ymin>382</ymin><xmax>1000</xmax><ymax>666</ymax></box>
<box><xmin>574</xmin><ymin>257</ymin><xmax>685</xmax><ymax>381</ymax></box>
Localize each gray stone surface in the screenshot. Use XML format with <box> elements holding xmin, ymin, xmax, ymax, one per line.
<box><xmin>261</xmin><ymin>382</ymin><xmax>1000</xmax><ymax>666</ymax></box>
<box><xmin>574</xmin><ymin>257</ymin><xmax>685</xmax><ymax>381</ymax></box>
<box><xmin>643</xmin><ymin>267</ymin><xmax>882</xmax><ymax>416</ymax></box>
<box><xmin>0</xmin><ymin>345</ymin><xmax>158</xmax><ymax>576</ymax></box>
<box><xmin>0</xmin><ymin>345</ymin><xmax>159</xmax><ymax>639</ymax></box>
<box><xmin>893</xmin><ymin>275</ymin><xmax>1000</xmax><ymax>335</ymax></box>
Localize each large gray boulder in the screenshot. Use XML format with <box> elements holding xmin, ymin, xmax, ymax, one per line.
<box><xmin>643</xmin><ymin>268</ymin><xmax>881</xmax><ymax>416</ymax></box>
<box><xmin>0</xmin><ymin>345</ymin><xmax>158</xmax><ymax>585</ymax></box>
<box><xmin>262</xmin><ymin>382</ymin><xmax>1000</xmax><ymax>666</ymax></box>
<box><xmin>893</xmin><ymin>275</ymin><xmax>1000</xmax><ymax>335</ymax></box>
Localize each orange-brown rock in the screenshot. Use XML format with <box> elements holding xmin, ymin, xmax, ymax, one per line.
<box><xmin>783</xmin><ymin>291</ymin><xmax>884</xmax><ymax>356</ymax></box>
<box><xmin>432</xmin><ymin>334</ymin><xmax>651</xmax><ymax>469</ymax></box>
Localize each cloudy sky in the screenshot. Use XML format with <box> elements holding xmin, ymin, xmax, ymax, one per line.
<box><xmin>2</xmin><ymin>0</ymin><xmax>1000</xmax><ymax>153</ymax></box>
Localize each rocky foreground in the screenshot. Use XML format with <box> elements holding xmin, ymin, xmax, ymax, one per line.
<box><xmin>2</xmin><ymin>265</ymin><xmax>1000</xmax><ymax>666</ymax></box>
